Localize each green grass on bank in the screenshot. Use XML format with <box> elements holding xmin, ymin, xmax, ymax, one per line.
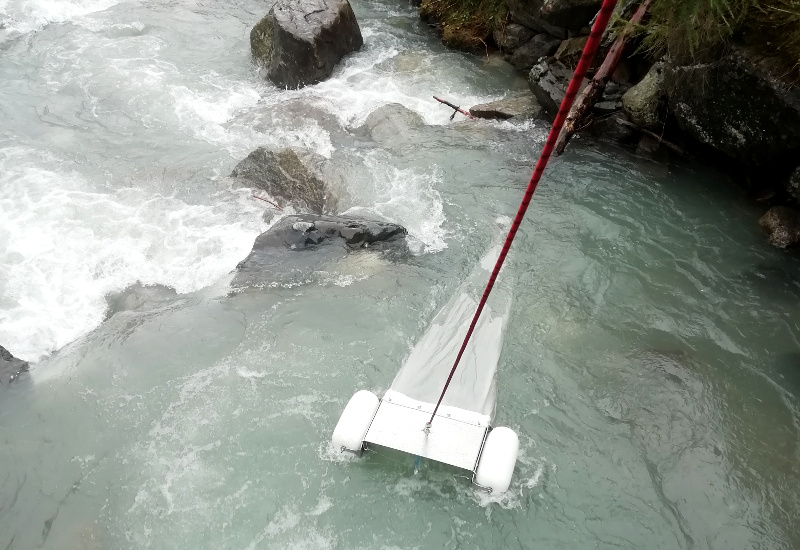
<box><xmin>631</xmin><ymin>0</ymin><xmax>800</xmax><ymax>75</ymax></box>
<box><xmin>419</xmin><ymin>0</ymin><xmax>800</xmax><ymax>77</ymax></box>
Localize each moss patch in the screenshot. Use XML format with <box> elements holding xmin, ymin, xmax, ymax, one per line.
<box><xmin>419</xmin><ymin>0</ymin><xmax>508</xmax><ymax>52</ymax></box>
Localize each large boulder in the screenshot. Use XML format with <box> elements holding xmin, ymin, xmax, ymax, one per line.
<box><xmin>1</xmin><ymin>345</ymin><xmax>28</xmax><ymax>385</ymax></box>
<box><xmin>250</xmin><ymin>0</ymin><xmax>363</xmax><ymax>89</ymax></box>
<box><xmin>231</xmin><ymin>147</ymin><xmax>337</xmax><ymax>215</ymax></box>
<box><xmin>759</xmin><ymin>206</ymin><xmax>800</xmax><ymax>248</ymax></box>
<box><xmin>507</xmin><ymin>33</ymin><xmax>561</xmax><ymax>72</ymax></box>
<box><xmin>528</xmin><ymin>58</ymin><xmax>582</xmax><ymax>114</ymax></box>
<box><xmin>622</xmin><ymin>62</ymin><xmax>666</xmax><ymax>130</ymax></box>
<box><xmin>663</xmin><ymin>47</ymin><xmax>800</xmax><ymax>166</ymax></box>
<box><xmin>506</xmin><ymin>0</ymin><xmax>601</xmax><ymax>34</ymax></box>
<box><xmin>469</xmin><ymin>93</ymin><xmax>542</xmax><ymax>120</ymax></box>
<box><xmin>232</xmin><ymin>214</ymin><xmax>408</xmax><ymax>288</ymax></box>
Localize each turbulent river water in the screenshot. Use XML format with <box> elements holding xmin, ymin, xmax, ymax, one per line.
<box><xmin>1</xmin><ymin>0</ymin><xmax>799</xmax><ymax>548</ymax></box>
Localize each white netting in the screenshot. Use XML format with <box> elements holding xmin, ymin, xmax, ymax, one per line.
<box><xmin>389</xmin><ymin>241</ymin><xmax>513</xmax><ymax>419</ymax></box>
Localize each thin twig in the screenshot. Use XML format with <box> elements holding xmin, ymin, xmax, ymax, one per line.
<box><xmin>252</xmin><ymin>194</ymin><xmax>283</xmax><ymax>210</ymax></box>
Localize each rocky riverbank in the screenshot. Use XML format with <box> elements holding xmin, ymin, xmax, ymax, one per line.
<box><xmin>415</xmin><ymin>0</ymin><xmax>800</xmax><ymax>249</ymax></box>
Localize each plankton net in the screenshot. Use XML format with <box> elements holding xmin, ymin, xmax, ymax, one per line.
<box><xmin>363</xmin><ymin>241</ymin><xmax>514</xmax><ymax>471</ymax></box>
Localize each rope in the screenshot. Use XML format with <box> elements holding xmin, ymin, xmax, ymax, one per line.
<box><xmin>426</xmin><ymin>0</ymin><xmax>619</xmax><ymax>428</ymax></box>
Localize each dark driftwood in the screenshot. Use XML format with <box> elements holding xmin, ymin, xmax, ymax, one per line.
<box><xmin>554</xmin><ymin>0</ymin><xmax>652</xmax><ymax>155</ymax></box>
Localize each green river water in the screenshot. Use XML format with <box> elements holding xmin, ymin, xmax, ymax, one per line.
<box><xmin>0</xmin><ymin>0</ymin><xmax>798</xmax><ymax>548</ymax></box>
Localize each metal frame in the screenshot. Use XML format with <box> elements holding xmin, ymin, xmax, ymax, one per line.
<box><xmin>341</xmin><ymin>391</ymin><xmax>496</xmax><ymax>492</ymax></box>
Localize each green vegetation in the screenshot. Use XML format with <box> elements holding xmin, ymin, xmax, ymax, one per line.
<box><xmin>626</xmin><ymin>0</ymin><xmax>800</xmax><ymax>75</ymax></box>
<box><xmin>419</xmin><ymin>0</ymin><xmax>507</xmax><ymax>51</ymax></box>
<box><xmin>627</xmin><ymin>0</ymin><xmax>752</xmax><ymax>60</ymax></box>
<box><xmin>419</xmin><ymin>0</ymin><xmax>800</xmax><ymax>76</ymax></box>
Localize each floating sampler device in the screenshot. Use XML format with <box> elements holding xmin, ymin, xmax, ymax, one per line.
<box><xmin>333</xmin><ymin>0</ymin><xmax>620</xmax><ymax>492</ymax></box>
<box><xmin>332</xmin><ymin>247</ymin><xmax>519</xmax><ymax>493</ymax></box>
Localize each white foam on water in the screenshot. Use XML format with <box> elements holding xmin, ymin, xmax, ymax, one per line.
<box><xmin>165</xmin><ymin>73</ymin><xmax>335</xmax><ymax>160</ymax></box>
<box><xmin>307</xmin><ymin>494</ymin><xmax>333</xmax><ymax>516</ymax></box>
<box><xmin>472</xmin><ymin>444</ymin><xmax>547</xmax><ymax>509</ymax></box>
<box><xmin>244</xmin><ymin>505</ymin><xmax>337</xmax><ymax>550</ymax></box>
<box><xmin>299</xmin><ymin>51</ymin><xmax>498</xmax><ymax>128</ymax></box>
<box><xmin>343</xmin><ymin>154</ymin><xmax>448</xmax><ymax>254</ymax></box>
<box><xmin>0</xmin><ymin>148</ymin><xmax>263</xmax><ymax>361</ymax></box>
<box><xmin>170</xmin><ymin>80</ymin><xmax>265</xmax><ymax>157</ymax></box>
<box><xmin>26</xmin><ymin>14</ymin><xmax>318</xmax><ymax>162</ymax></box>
<box><xmin>253</xmin><ymin>18</ymin><xmax>502</xmax><ymax>129</ymax></box>
<box><xmin>0</xmin><ymin>0</ymin><xmax>120</xmax><ymax>34</ymax></box>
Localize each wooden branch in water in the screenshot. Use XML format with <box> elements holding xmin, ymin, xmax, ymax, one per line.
<box><xmin>252</xmin><ymin>194</ymin><xmax>283</xmax><ymax>210</ymax></box>
<box><xmin>554</xmin><ymin>0</ymin><xmax>652</xmax><ymax>155</ymax></box>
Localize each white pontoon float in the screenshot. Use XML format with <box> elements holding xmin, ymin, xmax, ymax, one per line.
<box><xmin>332</xmin><ymin>247</ymin><xmax>519</xmax><ymax>494</ymax></box>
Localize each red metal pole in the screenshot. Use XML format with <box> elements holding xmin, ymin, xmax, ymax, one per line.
<box><xmin>426</xmin><ymin>0</ymin><xmax>619</xmax><ymax>428</ymax></box>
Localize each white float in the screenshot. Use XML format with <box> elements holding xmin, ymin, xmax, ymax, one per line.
<box><xmin>331</xmin><ymin>390</ymin><xmax>380</xmax><ymax>453</ymax></box>
<box><xmin>474</xmin><ymin>426</ymin><xmax>519</xmax><ymax>493</ymax></box>
<box><xmin>332</xmin><ymin>389</ymin><xmax>519</xmax><ymax>494</ymax></box>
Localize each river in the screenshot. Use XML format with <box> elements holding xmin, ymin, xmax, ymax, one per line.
<box><xmin>0</xmin><ymin>0</ymin><xmax>798</xmax><ymax>548</ymax></box>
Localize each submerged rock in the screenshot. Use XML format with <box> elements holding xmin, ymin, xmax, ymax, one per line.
<box><xmin>622</xmin><ymin>62</ymin><xmax>665</xmax><ymax>130</ymax></box>
<box><xmin>250</xmin><ymin>0</ymin><xmax>363</xmax><ymax>89</ymax></box>
<box><xmin>507</xmin><ymin>34</ymin><xmax>561</xmax><ymax>72</ymax></box>
<box><xmin>469</xmin><ymin>93</ymin><xmax>542</xmax><ymax>120</ymax></box>
<box><xmin>360</xmin><ymin>103</ymin><xmax>425</xmax><ymax>141</ymax></box>
<box><xmin>663</xmin><ymin>47</ymin><xmax>800</xmax><ymax>166</ymax></box>
<box><xmin>105</xmin><ymin>283</ymin><xmax>179</xmax><ymax>319</ymax></box>
<box><xmin>759</xmin><ymin>206</ymin><xmax>800</xmax><ymax>249</ymax></box>
<box><xmin>233</xmin><ymin>214</ymin><xmax>408</xmax><ymax>288</ymax></box>
<box><xmin>1</xmin><ymin>345</ymin><xmax>28</xmax><ymax>385</ymax></box>
<box><xmin>231</xmin><ymin>147</ymin><xmax>337</xmax><ymax>215</ymax></box>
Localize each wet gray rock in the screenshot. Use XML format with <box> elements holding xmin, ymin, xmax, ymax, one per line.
<box><xmin>507</xmin><ymin>34</ymin><xmax>561</xmax><ymax>72</ymax></box>
<box><xmin>469</xmin><ymin>93</ymin><xmax>542</xmax><ymax>120</ymax></box>
<box><xmin>233</xmin><ymin>214</ymin><xmax>408</xmax><ymax>288</ymax></box>
<box><xmin>664</xmin><ymin>47</ymin><xmax>800</xmax><ymax>166</ymax></box>
<box><xmin>593</xmin><ymin>99</ymin><xmax>621</xmax><ymax>114</ymax></box>
<box><xmin>493</xmin><ymin>23</ymin><xmax>535</xmax><ymax>51</ymax></box>
<box><xmin>553</xmin><ymin>36</ymin><xmax>588</xmax><ymax>67</ymax></box>
<box><xmin>622</xmin><ymin>62</ymin><xmax>666</xmax><ymax>130</ymax></box>
<box><xmin>787</xmin><ymin>166</ymin><xmax>800</xmax><ymax>202</ymax></box>
<box><xmin>507</xmin><ymin>0</ymin><xmax>601</xmax><ymax>34</ymax></box>
<box><xmin>528</xmin><ymin>58</ymin><xmax>582</xmax><ymax>114</ymax></box>
<box><xmin>231</xmin><ymin>147</ymin><xmax>337</xmax><ymax>215</ymax></box>
<box><xmin>602</xmin><ymin>81</ymin><xmax>632</xmax><ymax>102</ymax></box>
<box><xmin>1</xmin><ymin>345</ymin><xmax>28</xmax><ymax>385</ymax></box>
<box><xmin>250</xmin><ymin>0</ymin><xmax>363</xmax><ymax>89</ymax></box>
<box><xmin>759</xmin><ymin>206</ymin><xmax>800</xmax><ymax>248</ymax></box>
<box><xmin>360</xmin><ymin>103</ymin><xmax>425</xmax><ymax>141</ymax></box>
